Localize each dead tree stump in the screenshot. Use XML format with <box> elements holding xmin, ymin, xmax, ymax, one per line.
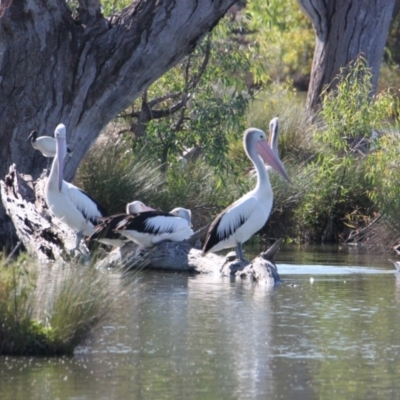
<box><xmin>0</xmin><ymin>164</ymin><xmax>88</xmax><ymax>262</ymax></box>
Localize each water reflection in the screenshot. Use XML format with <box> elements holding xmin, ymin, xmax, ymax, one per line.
<box><xmin>1</xmin><ymin>246</ymin><xmax>400</xmax><ymax>399</ymax></box>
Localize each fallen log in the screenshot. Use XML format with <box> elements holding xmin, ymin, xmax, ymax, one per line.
<box><xmin>1</xmin><ymin>165</ymin><xmax>282</xmax><ymax>284</ymax></box>
<box><xmin>94</xmin><ymin>238</ymin><xmax>282</xmax><ymax>285</ymax></box>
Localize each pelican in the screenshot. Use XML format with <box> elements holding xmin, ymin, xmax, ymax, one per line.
<box><xmin>45</xmin><ymin>123</ymin><xmax>107</xmax><ymax>252</ymax></box>
<box><xmin>202</xmin><ymin>120</ymin><xmax>290</xmax><ymax>261</ymax></box>
<box><xmin>90</xmin><ymin>201</ymin><xmax>155</xmax><ymax>247</ymax></box>
<box><xmin>27</xmin><ymin>130</ymin><xmax>72</xmax><ymax>158</ymax></box>
<box><xmin>115</xmin><ymin>207</ymin><xmax>193</xmax><ymax>248</ymax></box>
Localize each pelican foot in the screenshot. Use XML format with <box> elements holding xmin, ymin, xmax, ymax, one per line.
<box><xmin>69</xmin><ymin>248</ymin><xmax>90</xmax><ymax>264</ymax></box>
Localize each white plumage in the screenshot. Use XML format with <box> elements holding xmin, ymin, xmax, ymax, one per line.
<box><xmin>27</xmin><ymin>130</ymin><xmax>72</xmax><ymax>158</ymax></box>
<box><xmin>202</xmin><ymin>119</ymin><xmax>290</xmax><ymax>261</ymax></box>
<box><xmin>90</xmin><ymin>201</ymin><xmax>155</xmax><ymax>247</ymax></box>
<box><xmin>45</xmin><ymin>124</ymin><xmax>106</xmax><ymax>251</ymax></box>
<box><xmin>115</xmin><ymin>207</ymin><xmax>193</xmax><ymax>248</ymax></box>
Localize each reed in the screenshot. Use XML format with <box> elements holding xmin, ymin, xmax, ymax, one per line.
<box><xmin>74</xmin><ymin>136</ymin><xmax>164</xmax><ymax>215</ymax></box>
<box><xmin>0</xmin><ymin>256</ymin><xmax>120</xmax><ymax>356</ymax></box>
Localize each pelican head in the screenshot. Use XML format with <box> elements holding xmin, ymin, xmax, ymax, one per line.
<box><xmin>27</xmin><ymin>130</ymin><xmax>38</xmax><ymax>142</ymax></box>
<box><xmin>126</xmin><ymin>201</ymin><xmax>155</xmax><ymax>214</ymax></box>
<box><xmin>54</xmin><ymin>123</ymin><xmax>67</xmax><ymax>191</ymax></box>
<box><xmin>244</xmin><ymin>127</ymin><xmax>291</xmax><ymax>183</ymax></box>
<box><xmin>169</xmin><ymin>207</ymin><xmax>192</xmax><ymax>225</ymax></box>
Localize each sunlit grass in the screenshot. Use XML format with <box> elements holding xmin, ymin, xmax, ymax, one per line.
<box><xmin>74</xmin><ymin>135</ymin><xmax>164</xmax><ymax>215</ymax></box>
<box><xmin>0</xmin><ymin>256</ymin><xmax>120</xmax><ymax>356</ymax></box>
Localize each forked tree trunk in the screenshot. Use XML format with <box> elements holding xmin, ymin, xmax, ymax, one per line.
<box><xmin>297</xmin><ymin>0</ymin><xmax>397</xmax><ymax>118</ymax></box>
<box><xmin>0</xmin><ymin>0</ymin><xmax>238</xmax><ymax>245</ymax></box>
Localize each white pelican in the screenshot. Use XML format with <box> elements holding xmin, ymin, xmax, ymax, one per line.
<box><xmin>90</xmin><ymin>201</ymin><xmax>155</xmax><ymax>247</ymax></box>
<box><xmin>45</xmin><ymin>123</ymin><xmax>107</xmax><ymax>251</ymax></box>
<box><xmin>27</xmin><ymin>130</ymin><xmax>72</xmax><ymax>158</ymax></box>
<box><xmin>202</xmin><ymin>121</ymin><xmax>290</xmax><ymax>261</ymax></box>
<box><xmin>115</xmin><ymin>207</ymin><xmax>193</xmax><ymax>248</ymax></box>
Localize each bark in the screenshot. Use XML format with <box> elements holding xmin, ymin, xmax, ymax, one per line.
<box><xmin>0</xmin><ymin>0</ymin><xmax>238</xmax><ymax>245</ymax></box>
<box><xmin>0</xmin><ymin>165</ymin><xmax>89</xmax><ymax>262</ymax></box>
<box><xmin>298</xmin><ymin>0</ymin><xmax>396</xmax><ymax>118</ymax></box>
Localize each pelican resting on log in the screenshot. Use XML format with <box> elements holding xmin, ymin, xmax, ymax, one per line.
<box><xmin>202</xmin><ymin>119</ymin><xmax>290</xmax><ymax>261</ymax></box>
<box><xmin>27</xmin><ymin>130</ymin><xmax>72</xmax><ymax>158</ymax></box>
<box><xmin>90</xmin><ymin>201</ymin><xmax>155</xmax><ymax>247</ymax></box>
<box><xmin>45</xmin><ymin>123</ymin><xmax>107</xmax><ymax>252</ymax></box>
<box><xmin>115</xmin><ymin>207</ymin><xmax>193</xmax><ymax>248</ymax></box>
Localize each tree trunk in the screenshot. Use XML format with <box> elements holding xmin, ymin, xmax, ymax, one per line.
<box><xmin>0</xmin><ymin>0</ymin><xmax>238</xmax><ymax>246</ymax></box>
<box><xmin>298</xmin><ymin>0</ymin><xmax>396</xmax><ymax>118</ymax></box>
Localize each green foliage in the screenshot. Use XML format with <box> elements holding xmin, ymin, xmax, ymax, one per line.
<box><xmin>295</xmin><ymin>58</ymin><xmax>399</xmax><ymax>242</ymax></box>
<box><xmin>247</xmin><ymin>82</ymin><xmax>310</xmax><ymax>160</ymax></box>
<box><xmin>119</xmin><ymin>27</ymin><xmax>253</xmax><ymax>172</ymax></box>
<box><xmin>44</xmin><ymin>266</ymin><xmax>117</xmax><ymax>353</ymax></box>
<box><xmin>365</xmin><ymin>130</ymin><xmax>400</xmax><ymax>230</ymax></box>
<box><xmin>0</xmin><ymin>257</ymin><xmax>119</xmax><ymax>356</ymax></box>
<box><xmin>246</xmin><ymin>0</ymin><xmax>314</xmax><ymax>87</ymax></box>
<box><xmin>0</xmin><ymin>255</ymin><xmax>41</xmax><ymax>355</ymax></box>
<box><xmin>101</xmin><ymin>0</ymin><xmax>131</xmax><ymax>16</ymax></box>
<box><xmin>319</xmin><ymin>58</ymin><xmax>396</xmax><ymax>151</ymax></box>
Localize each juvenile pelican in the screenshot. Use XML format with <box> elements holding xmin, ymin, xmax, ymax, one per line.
<box><xmin>115</xmin><ymin>207</ymin><xmax>193</xmax><ymax>248</ymax></box>
<box><xmin>45</xmin><ymin>124</ymin><xmax>107</xmax><ymax>251</ymax></box>
<box><xmin>27</xmin><ymin>130</ymin><xmax>72</xmax><ymax>158</ymax></box>
<box><xmin>90</xmin><ymin>201</ymin><xmax>155</xmax><ymax>247</ymax></box>
<box><xmin>202</xmin><ymin>120</ymin><xmax>290</xmax><ymax>261</ymax></box>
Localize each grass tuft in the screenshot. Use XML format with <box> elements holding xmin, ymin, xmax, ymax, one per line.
<box><xmin>74</xmin><ymin>137</ymin><xmax>164</xmax><ymax>215</ymax></box>
<box><xmin>0</xmin><ymin>256</ymin><xmax>120</xmax><ymax>356</ymax></box>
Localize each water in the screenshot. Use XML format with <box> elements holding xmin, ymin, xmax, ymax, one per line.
<box><xmin>1</xmin><ymin>245</ymin><xmax>400</xmax><ymax>399</ymax></box>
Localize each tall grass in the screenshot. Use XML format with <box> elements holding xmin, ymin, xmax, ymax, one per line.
<box><xmin>75</xmin><ymin>131</ymin><xmax>250</xmax><ymax>229</ymax></box>
<box><xmin>74</xmin><ymin>137</ymin><xmax>164</xmax><ymax>215</ymax></box>
<box><xmin>0</xmin><ymin>257</ymin><xmax>120</xmax><ymax>356</ymax></box>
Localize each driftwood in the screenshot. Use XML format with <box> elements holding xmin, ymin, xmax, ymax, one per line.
<box><xmin>0</xmin><ymin>164</ymin><xmax>89</xmax><ymax>262</ymax></box>
<box><xmin>94</xmin><ymin>237</ymin><xmax>282</xmax><ymax>285</ymax></box>
<box><xmin>1</xmin><ymin>165</ymin><xmax>282</xmax><ymax>285</ymax></box>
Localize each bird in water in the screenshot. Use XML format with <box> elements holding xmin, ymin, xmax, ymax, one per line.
<box><xmin>45</xmin><ymin>123</ymin><xmax>107</xmax><ymax>254</ymax></box>
<box><xmin>115</xmin><ymin>207</ymin><xmax>193</xmax><ymax>248</ymax></box>
<box><xmin>202</xmin><ymin>119</ymin><xmax>290</xmax><ymax>262</ymax></box>
<box><xmin>90</xmin><ymin>201</ymin><xmax>155</xmax><ymax>247</ymax></box>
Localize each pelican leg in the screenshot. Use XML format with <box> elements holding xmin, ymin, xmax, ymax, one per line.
<box><xmin>71</xmin><ymin>231</ymin><xmax>90</xmax><ymax>261</ymax></box>
<box><xmin>74</xmin><ymin>231</ymin><xmax>83</xmax><ymax>250</ymax></box>
<box><xmin>235</xmin><ymin>243</ymin><xmax>246</xmax><ymax>262</ymax></box>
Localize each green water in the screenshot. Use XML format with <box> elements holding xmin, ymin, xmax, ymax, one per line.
<box><xmin>1</xmin><ymin>245</ymin><xmax>400</xmax><ymax>399</ymax></box>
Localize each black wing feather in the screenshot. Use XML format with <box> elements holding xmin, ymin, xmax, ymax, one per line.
<box><xmin>202</xmin><ymin>208</ymin><xmax>248</xmax><ymax>255</ymax></box>
<box><xmin>89</xmin><ymin>213</ymin><xmax>127</xmax><ymax>241</ymax></box>
<box><xmin>116</xmin><ymin>211</ymin><xmax>175</xmax><ymax>235</ymax></box>
<box><xmin>77</xmin><ymin>189</ymin><xmax>108</xmax><ymax>224</ymax></box>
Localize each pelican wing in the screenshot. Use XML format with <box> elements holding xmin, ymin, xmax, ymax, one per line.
<box><xmin>89</xmin><ymin>213</ymin><xmax>127</xmax><ymax>241</ymax></box>
<box><xmin>63</xmin><ymin>183</ymin><xmax>107</xmax><ymax>224</ymax></box>
<box><xmin>203</xmin><ymin>196</ymin><xmax>257</xmax><ymax>253</ymax></box>
<box><xmin>116</xmin><ymin>211</ymin><xmax>176</xmax><ymax>234</ymax></box>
